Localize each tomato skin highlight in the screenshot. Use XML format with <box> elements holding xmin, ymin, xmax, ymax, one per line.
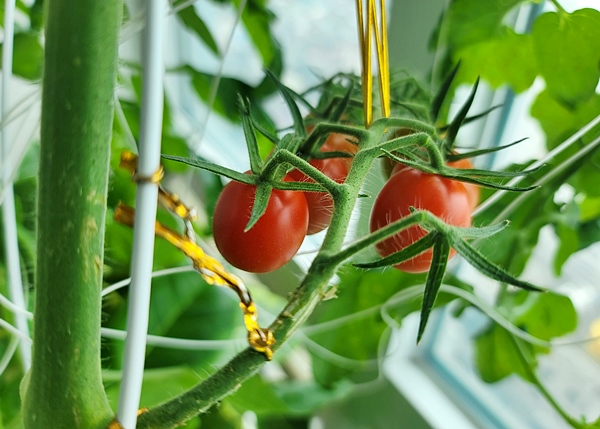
<box><xmin>369</xmin><ymin>166</ymin><xmax>471</xmax><ymax>273</ymax></box>
<box><xmin>289</xmin><ymin>133</ymin><xmax>357</xmax><ymax>235</ymax></box>
<box><xmin>213</xmin><ymin>174</ymin><xmax>309</xmax><ymax>273</ymax></box>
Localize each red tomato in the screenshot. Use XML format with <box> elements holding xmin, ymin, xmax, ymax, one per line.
<box><xmin>390</xmin><ymin>157</ymin><xmax>480</xmax><ymax>211</ymax></box>
<box><xmin>321</xmin><ymin>133</ymin><xmax>358</xmax><ymax>169</ymax></box>
<box><xmin>447</xmin><ymin>158</ymin><xmax>480</xmax><ymax>211</ymax></box>
<box><xmin>288</xmin><ymin>156</ymin><xmax>348</xmax><ymax>235</ymax></box>
<box><xmin>369</xmin><ymin>166</ymin><xmax>471</xmax><ymax>273</ymax></box>
<box><xmin>213</xmin><ymin>173</ymin><xmax>309</xmax><ymax>273</ymax></box>
<box><xmin>289</xmin><ymin>133</ymin><xmax>357</xmax><ymax>235</ymax></box>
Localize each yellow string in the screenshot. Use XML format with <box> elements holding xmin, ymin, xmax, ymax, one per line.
<box><xmin>114</xmin><ymin>151</ymin><xmax>275</xmax><ymax>360</ymax></box>
<box><xmin>114</xmin><ymin>203</ymin><xmax>275</xmax><ymax>360</ymax></box>
<box><xmin>356</xmin><ymin>0</ymin><xmax>391</xmax><ymax>126</ymax></box>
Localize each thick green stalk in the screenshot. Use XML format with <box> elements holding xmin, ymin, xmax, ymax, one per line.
<box><xmin>22</xmin><ymin>1</ymin><xmax>122</xmax><ymax>428</ymax></box>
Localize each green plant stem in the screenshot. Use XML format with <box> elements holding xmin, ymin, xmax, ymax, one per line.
<box><xmin>137</xmin><ymin>122</ymin><xmax>389</xmax><ymax>429</ymax></box>
<box><xmin>22</xmin><ymin>1</ymin><xmax>122</xmax><ymax>428</ymax></box>
<box><xmin>550</xmin><ymin>0</ymin><xmax>568</xmax><ymax>14</ymax></box>
<box><xmin>509</xmin><ymin>334</ymin><xmax>587</xmax><ymax>429</ymax></box>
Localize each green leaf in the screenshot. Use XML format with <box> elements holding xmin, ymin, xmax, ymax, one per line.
<box><xmin>457</xmin><ymin>29</ymin><xmax>537</xmax><ymax>93</ymax></box>
<box><xmin>265</xmin><ymin>69</ymin><xmax>305</xmax><ymax>138</ymax></box>
<box><xmin>552</xmin><ymin>209</ymin><xmax>580</xmax><ymax>275</ymax></box>
<box><xmin>226</xmin><ymin>374</ymin><xmax>290</xmax><ymax>416</ymax></box>
<box><xmin>532</xmin><ymin>9</ymin><xmax>600</xmax><ymax>107</ymax></box>
<box><xmin>273</xmin><ymin>379</ymin><xmax>353</xmax><ymax>415</ymax></box>
<box><xmin>104</xmin><ymin>367</ymin><xmax>204</xmax><ymax>409</ymax></box>
<box><xmin>444</xmin><ymin>0</ymin><xmax>525</xmax><ymax>49</ymax></box>
<box><xmin>513</xmin><ymin>291</ymin><xmax>577</xmax><ymax>341</ymax></box>
<box><xmin>531</xmin><ymin>90</ymin><xmax>600</xmax><ymax>149</ymax></box>
<box><xmin>176</xmin><ymin>5</ymin><xmax>220</xmax><ymax>56</ymax></box>
<box><xmin>180</xmin><ymin>64</ymin><xmax>278</xmax><ymax>123</ymax></box>
<box><xmin>307</xmin><ymin>266</ymin><xmax>427</xmax><ymax>387</ymax></box>
<box><xmin>239</xmin><ymin>96</ymin><xmax>264</xmax><ymax>174</ymax></box>
<box><xmin>160</xmin><ymin>134</ymin><xmax>191</xmax><ymax>173</ymax></box>
<box><xmin>0</xmin><ymin>32</ymin><xmax>44</xmax><ymax>80</ymax></box>
<box><xmin>475</xmin><ymin>324</ymin><xmax>535</xmax><ymax>383</ymax></box>
<box><xmin>238</xmin><ymin>0</ymin><xmax>280</xmax><ymax>68</ymax></box>
<box><xmin>225</xmin><ymin>374</ymin><xmax>352</xmax><ymax>417</ymax></box>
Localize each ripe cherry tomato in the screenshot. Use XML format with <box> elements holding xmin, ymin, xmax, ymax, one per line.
<box><xmin>447</xmin><ymin>158</ymin><xmax>480</xmax><ymax>211</ymax></box>
<box><xmin>390</xmin><ymin>156</ymin><xmax>480</xmax><ymax>211</ymax></box>
<box><xmin>321</xmin><ymin>132</ymin><xmax>358</xmax><ymax>169</ymax></box>
<box><xmin>369</xmin><ymin>166</ymin><xmax>471</xmax><ymax>273</ymax></box>
<box><xmin>289</xmin><ymin>133</ymin><xmax>357</xmax><ymax>235</ymax></box>
<box><xmin>213</xmin><ymin>173</ymin><xmax>309</xmax><ymax>273</ymax></box>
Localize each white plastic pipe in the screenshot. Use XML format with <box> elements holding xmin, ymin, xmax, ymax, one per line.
<box><xmin>116</xmin><ymin>0</ymin><xmax>166</xmax><ymax>427</ymax></box>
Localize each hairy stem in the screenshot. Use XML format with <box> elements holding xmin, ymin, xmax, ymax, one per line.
<box><xmin>137</xmin><ymin>124</ymin><xmax>385</xmax><ymax>429</ymax></box>
<box><xmin>22</xmin><ymin>1</ymin><xmax>122</xmax><ymax>428</ymax></box>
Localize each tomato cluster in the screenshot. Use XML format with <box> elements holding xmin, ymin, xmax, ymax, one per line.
<box><xmin>370</xmin><ymin>157</ymin><xmax>478</xmax><ymax>273</ymax></box>
<box><xmin>213</xmin><ymin>133</ymin><xmax>356</xmax><ymax>273</ymax></box>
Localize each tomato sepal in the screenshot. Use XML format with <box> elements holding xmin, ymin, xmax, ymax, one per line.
<box><xmin>443</xmin><ymin>77</ymin><xmax>480</xmax><ymax>150</ymax></box>
<box><xmin>239</xmin><ymin>95</ymin><xmax>264</xmax><ymax>174</ymax></box>
<box><xmin>244</xmin><ymin>182</ymin><xmax>274</xmax><ymax>232</ymax></box>
<box><xmin>265</xmin><ymin>69</ymin><xmax>307</xmax><ymax>139</ymax></box>
<box><xmin>354</xmin><ymin>232</ymin><xmax>439</xmax><ymax>269</ymax></box>
<box><xmin>431</xmin><ymin>61</ymin><xmax>461</xmax><ymax>122</ymax></box>
<box><xmin>417</xmin><ymin>234</ymin><xmax>451</xmax><ymax>344</ymax></box>
<box><xmin>161</xmin><ymin>154</ymin><xmax>257</xmax><ymax>184</ymax></box>
<box><xmin>450</xmin><ymin>237</ymin><xmax>544</xmax><ymax>292</ymax></box>
<box><xmin>444</xmin><ymin>137</ymin><xmax>527</xmax><ymax>162</ymax></box>
<box><xmin>382</xmin><ymin>149</ymin><xmax>541</xmax><ymax>192</ymax></box>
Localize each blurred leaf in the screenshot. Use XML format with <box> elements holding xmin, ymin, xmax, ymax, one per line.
<box><xmin>180</xmin><ymin>64</ymin><xmax>278</xmax><ymax>125</ymax></box>
<box><xmin>104</xmin><ymin>366</ymin><xmax>203</xmax><ymax>410</ymax></box>
<box><xmin>176</xmin><ymin>5</ymin><xmax>220</xmax><ymax>56</ymax></box>
<box><xmin>226</xmin><ymin>374</ymin><xmax>291</xmax><ymax>416</ymax></box>
<box><xmin>457</xmin><ymin>29</ymin><xmax>537</xmax><ymax>92</ymax></box>
<box><xmin>553</xmin><ymin>221</ymin><xmax>579</xmax><ymax>275</ymax></box>
<box><xmin>532</xmin><ymin>9</ymin><xmax>600</xmax><ymax>107</ymax></box>
<box><xmin>475</xmin><ymin>324</ymin><xmax>534</xmax><ymax>383</ymax></box>
<box><xmin>226</xmin><ymin>374</ymin><xmax>352</xmax><ymax>417</ymax></box>
<box><xmin>185</xmin><ymin>65</ymin><xmax>252</xmax><ymax>119</ymax></box>
<box><xmin>513</xmin><ymin>292</ymin><xmax>577</xmax><ymax>341</ymax></box>
<box><xmin>161</xmin><ymin>134</ymin><xmax>191</xmax><ymax>173</ymax></box>
<box><xmin>476</xmin><ymin>290</ymin><xmax>577</xmax><ymax>383</ymax></box>
<box><xmin>307</xmin><ymin>266</ymin><xmax>426</xmax><ymax>386</ymax></box>
<box><xmin>238</xmin><ymin>0</ymin><xmax>279</xmax><ymax>67</ymax></box>
<box><xmin>579</xmin><ymin>196</ymin><xmax>600</xmax><ymax>222</ymax></box>
<box><xmin>475</xmin><ymin>177</ymin><xmax>552</xmax><ymax>276</ymax></box>
<box><xmin>444</xmin><ymin>0</ymin><xmax>525</xmax><ymax>49</ymax></box>
<box><xmin>144</xmin><ymin>274</ymin><xmax>240</xmax><ymax>369</ymax></box>
<box><xmin>0</xmin><ymin>334</ymin><xmax>23</xmax><ymax>428</ymax></box>
<box><xmin>273</xmin><ymin>379</ymin><xmax>353</xmax><ymax>415</ymax></box>
<box><xmin>531</xmin><ymin>90</ymin><xmax>600</xmax><ymax>198</ymax></box>
<box><xmin>0</xmin><ymin>32</ymin><xmax>43</xmax><ymax>80</ymax></box>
